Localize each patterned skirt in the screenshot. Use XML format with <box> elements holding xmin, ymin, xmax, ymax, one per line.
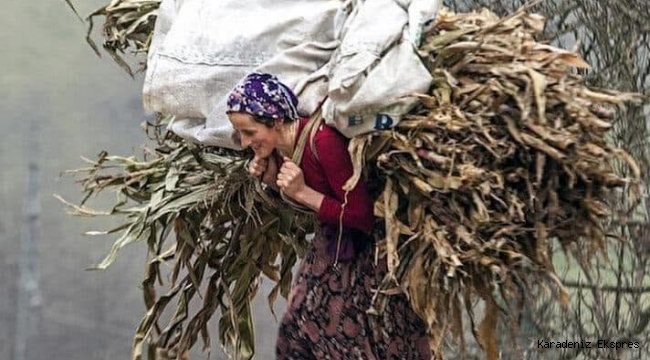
<box><xmin>276</xmin><ymin>231</ymin><xmax>433</xmax><ymax>360</ymax></box>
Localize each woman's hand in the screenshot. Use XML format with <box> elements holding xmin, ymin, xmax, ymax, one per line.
<box><xmin>261</xmin><ymin>155</ymin><xmax>278</xmax><ymax>188</ymax></box>
<box><xmin>248</xmin><ymin>154</ymin><xmax>268</xmax><ymax>178</ymax></box>
<box><xmin>277</xmin><ymin>157</ymin><xmax>306</xmax><ymax>199</ymax></box>
<box><xmin>249</xmin><ymin>155</ymin><xmax>278</xmax><ymax>188</ymax></box>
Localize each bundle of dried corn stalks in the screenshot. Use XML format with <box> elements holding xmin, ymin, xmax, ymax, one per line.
<box><xmin>59</xmin><ymin>122</ymin><xmax>318</xmax><ymax>359</ymax></box>
<box><xmin>82</xmin><ymin>0</ymin><xmax>160</xmax><ymax>75</ymax></box>
<box><xmin>344</xmin><ymin>7</ymin><xmax>642</xmax><ymax>358</ymax></box>
<box><xmin>62</xmin><ymin>4</ymin><xmax>643</xmax><ymax>360</ymax></box>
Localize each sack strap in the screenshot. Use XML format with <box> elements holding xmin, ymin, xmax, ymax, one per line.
<box><xmin>279</xmin><ymin>108</ymin><xmax>323</xmax><ymax>213</ymax></box>
<box><xmin>280</xmin><ymin>106</ymin><xmax>348</xmax><ymax>269</ymax></box>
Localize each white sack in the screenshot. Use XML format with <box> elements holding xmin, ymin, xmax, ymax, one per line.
<box><xmin>143</xmin><ymin>0</ymin><xmax>441</xmax><ymax>148</ymax></box>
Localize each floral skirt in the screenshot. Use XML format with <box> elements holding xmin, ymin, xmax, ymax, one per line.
<box><xmin>276</xmin><ymin>231</ymin><xmax>433</xmax><ymax>360</ymax></box>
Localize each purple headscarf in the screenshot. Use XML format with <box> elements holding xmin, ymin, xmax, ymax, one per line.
<box><xmin>226</xmin><ymin>73</ymin><xmax>300</xmax><ymax>122</ymax></box>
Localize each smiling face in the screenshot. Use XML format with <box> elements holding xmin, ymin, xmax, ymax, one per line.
<box><xmin>228</xmin><ymin>112</ymin><xmax>281</xmax><ymax>158</ymax></box>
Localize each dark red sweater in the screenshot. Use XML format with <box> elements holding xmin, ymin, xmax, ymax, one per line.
<box><xmin>274</xmin><ymin>117</ymin><xmax>374</xmax><ymax>235</ymax></box>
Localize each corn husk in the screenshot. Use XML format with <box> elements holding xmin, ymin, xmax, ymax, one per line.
<box><xmin>62</xmin><ymin>4</ymin><xmax>643</xmax><ymax>360</ymax></box>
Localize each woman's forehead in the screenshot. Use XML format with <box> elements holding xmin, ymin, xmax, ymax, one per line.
<box><xmin>228</xmin><ymin>112</ymin><xmax>257</xmax><ymax>129</ymax></box>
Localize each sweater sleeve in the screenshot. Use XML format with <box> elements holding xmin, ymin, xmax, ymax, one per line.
<box><xmin>313</xmin><ymin>128</ymin><xmax>374</xmax><ymax>234</ymax></box>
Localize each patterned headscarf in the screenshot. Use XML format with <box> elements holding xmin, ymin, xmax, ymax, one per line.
<box><xmin>226</xmin><ymin>73</ymin><xmax>300</xmax><ymax>123</ymax></box>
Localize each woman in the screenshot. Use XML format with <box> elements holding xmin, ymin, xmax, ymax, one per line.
<box><xmin>227</xmin><ymin>73</ymin><xmax>432</xmax><ymax>360</ymax></box>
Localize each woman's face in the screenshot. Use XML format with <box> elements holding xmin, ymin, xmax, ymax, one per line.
<box><xmin>228</xmin><ymin>112</ymin><xmax>280</xmax><ymax>158</ymax></box>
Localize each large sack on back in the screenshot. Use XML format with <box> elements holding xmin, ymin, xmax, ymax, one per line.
<box><xmin>144</xmin><ymin>0</ymin><xmax>440</xmax><ymax>148</ymax></box>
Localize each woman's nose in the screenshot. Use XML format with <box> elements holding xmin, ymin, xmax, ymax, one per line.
<box><xmin>240</xmin><ymin>135</ymin><xmax>252</xmax><ymax>148</ymax></box>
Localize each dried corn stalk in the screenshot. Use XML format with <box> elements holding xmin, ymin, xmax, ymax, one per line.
<box><xmin>65</xmin><ymin>4</ymin><xmax>644</xmax><ymax>360</ymax></box>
